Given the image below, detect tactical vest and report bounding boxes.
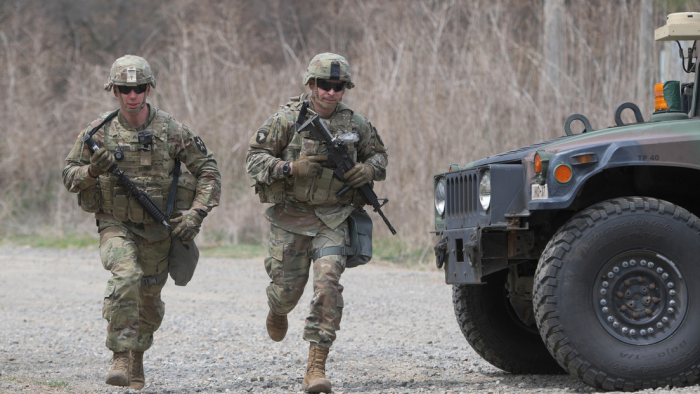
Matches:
[93,110,195,223]
[257,100,364,206]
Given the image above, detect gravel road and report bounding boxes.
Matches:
[1,246,699,394]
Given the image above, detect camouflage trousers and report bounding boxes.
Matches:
[99,223,170,353]
[265,221,349,348]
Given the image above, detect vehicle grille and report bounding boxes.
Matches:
[446,170,479,221]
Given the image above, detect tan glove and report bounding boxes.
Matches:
[344,162,375,188]
[88,147,115,177]
[291,155,327,178]
[171,210,205,242]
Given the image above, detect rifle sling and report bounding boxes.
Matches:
[166,159,181,218]
[295,101,309,132]
[87,109,120,139]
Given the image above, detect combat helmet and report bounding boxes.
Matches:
[303,53,355,89]
[104,55,156,92]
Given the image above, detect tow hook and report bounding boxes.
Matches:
[466,240,477,266]
[434,238,448,269]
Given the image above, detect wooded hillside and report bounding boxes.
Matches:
[0,0,695,260]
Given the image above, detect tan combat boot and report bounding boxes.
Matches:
[266,310,288,342]
[105,351,130,386]
[302,344,332,393]
[129,350,145,390]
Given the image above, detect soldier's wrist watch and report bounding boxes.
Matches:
[193,208,208,218]
[282,161,292,178]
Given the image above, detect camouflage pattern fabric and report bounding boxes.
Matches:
[99,222,169,352]
[104,54,156,91]
[247,92,388,348]
[265,221,349,348]
[63,105,221,352]
[302,53,355,89]
[63,105,221,220]
[246,94,387,231]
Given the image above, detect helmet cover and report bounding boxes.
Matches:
[104,55,156,91]
[303,53,354,89]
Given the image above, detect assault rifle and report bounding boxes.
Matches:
[81,109,173,232]
[295,105,397,235]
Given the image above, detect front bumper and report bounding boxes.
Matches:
[434,164,533,284]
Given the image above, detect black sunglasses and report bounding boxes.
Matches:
[117,84,148,94]
[316,79,346,92]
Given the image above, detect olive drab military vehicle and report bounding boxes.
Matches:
[432,12,700,391]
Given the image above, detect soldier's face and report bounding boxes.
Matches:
[310,79,344,110]
[113,85,150,111]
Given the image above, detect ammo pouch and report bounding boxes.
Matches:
[78,183,101,213]
[168,236,199,286]
[313,208,373,268]
[255,180,285,203]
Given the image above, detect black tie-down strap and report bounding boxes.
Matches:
[141,270,169,286]
[312,246,350,261]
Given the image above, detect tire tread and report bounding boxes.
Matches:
[533,197,700,391]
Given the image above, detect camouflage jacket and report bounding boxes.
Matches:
[63,106,221,239]
[246,94,388,235]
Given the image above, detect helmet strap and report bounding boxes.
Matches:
[117,88,148,114]
[311,79,338,111]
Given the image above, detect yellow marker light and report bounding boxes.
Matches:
[575,154,592,164]
[655,82,668,111]
[554,164,572,183]
[535,153,542,173]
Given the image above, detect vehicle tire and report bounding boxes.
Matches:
[453,269,564,374]
[534,197,700,391]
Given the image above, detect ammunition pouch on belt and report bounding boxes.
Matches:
[78,183,101,213]
[255,180,285,203]
[295,167,353,205]
[95,172,195,222]
[313,208,373,268]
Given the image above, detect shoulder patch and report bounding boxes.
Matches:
[256,129,269,144]
[194,136,208,154]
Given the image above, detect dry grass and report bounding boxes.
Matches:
[0,0,696,261]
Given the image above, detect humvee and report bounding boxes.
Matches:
[432,12,700,391]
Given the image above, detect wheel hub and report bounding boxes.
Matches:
[594,250,686,345]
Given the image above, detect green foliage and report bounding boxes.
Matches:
[0,235,97,249]
[36,380,69,387]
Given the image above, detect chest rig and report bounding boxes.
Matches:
[97,110,176,223]
[283,101,361,205]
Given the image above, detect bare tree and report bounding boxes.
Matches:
[636,0,653,104]
[539,0,564,105]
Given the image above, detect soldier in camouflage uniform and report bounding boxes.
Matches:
[246,53,388,393]
[62,55,221,389]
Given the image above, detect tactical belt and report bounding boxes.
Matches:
[141,270,169,286]
[312,246,350,261]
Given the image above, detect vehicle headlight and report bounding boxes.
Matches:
[435,178,446,216]
[479,170,491,211]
